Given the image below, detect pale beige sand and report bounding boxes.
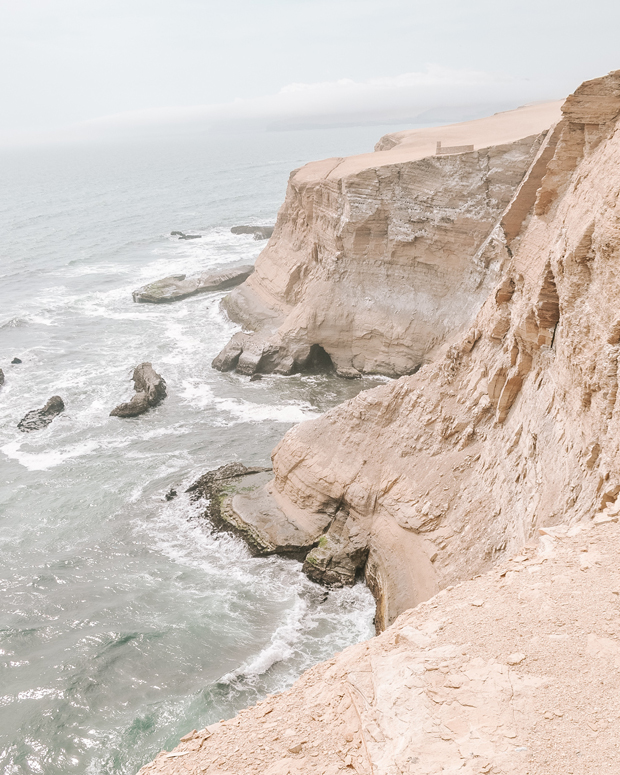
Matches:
[294,100,563,183]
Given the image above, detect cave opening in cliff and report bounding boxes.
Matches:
[307,344,335,373]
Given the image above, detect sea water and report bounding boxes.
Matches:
[0,125,408,774]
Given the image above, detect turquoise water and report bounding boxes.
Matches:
[0,125,406,774]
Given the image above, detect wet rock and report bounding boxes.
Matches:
[230,225,274,240]
[132,265,254,304]
[187,463,277,550]
[18,395,64,432]
[170,231,201,240]
[11,357,22,364]
[110,363,167,418]
[165,488,178,501]
[0,368,4,386]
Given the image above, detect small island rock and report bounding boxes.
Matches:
[110,363,167,418]
[18,396,65,432]
[132,265,254,304]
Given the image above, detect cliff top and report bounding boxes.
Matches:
[293,100,563,183]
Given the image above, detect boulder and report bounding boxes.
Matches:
[132,265,254,304]
[0,368,4,386]
[18,396,64,432]
[11,357,22,364]
[110,363,166,418]
[230,225,274,240]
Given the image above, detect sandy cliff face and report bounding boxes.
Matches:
[213,104,560,378]
[228,71,620,632]
[140,519,620,775]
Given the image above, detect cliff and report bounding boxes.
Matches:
[213,102,561,378]
[214,71,620,633]
[141,72,620,774]
[140,518,620,775]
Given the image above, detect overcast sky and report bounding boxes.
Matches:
[1,0,619,144]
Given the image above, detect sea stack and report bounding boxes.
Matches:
[110,363,167,418]
[18,396,65,432]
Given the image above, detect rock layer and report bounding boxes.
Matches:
[110,363,167,417]
[213,102,562,378]
[132,265,254,304]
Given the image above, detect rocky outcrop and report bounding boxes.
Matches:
[187,462,279,548]
[110,363,167,417]
[132,265,254,304]
[220,71,620,631]
[140,518,620,775]
[18,396,64,431]
[171,231,201,240]
[231,225,274,240]
[213,102,562,378]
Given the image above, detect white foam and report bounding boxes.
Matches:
[1,439,100,471]
[219,594,308,683]
[181,381,320,423]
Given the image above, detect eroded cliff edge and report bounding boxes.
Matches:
[213,102,562,378]
[222,71,620,632]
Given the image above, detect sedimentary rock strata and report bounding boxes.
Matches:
[132,265,254,303]
[17,395,65,431]
[225,71,620,632]
[110,362,167,417]
[213,102,561,378]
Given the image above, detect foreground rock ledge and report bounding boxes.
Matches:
[139,518,620,775]
[132,265,254,304]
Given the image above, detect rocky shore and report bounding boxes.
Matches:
[142,71,620,774]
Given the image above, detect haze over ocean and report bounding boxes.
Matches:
[0,125,415,774]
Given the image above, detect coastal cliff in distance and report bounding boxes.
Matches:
[142,71,620,774]
[213,101,562,378]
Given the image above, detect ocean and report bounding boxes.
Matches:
[0,124,408,774]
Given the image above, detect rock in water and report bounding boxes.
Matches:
[170,231,201,239]
[18,396,65,432]
[230,225,274,240]
[0,368,4,386]
[110,363,167,418]
[11,357,22,364]
[132,265,254,304]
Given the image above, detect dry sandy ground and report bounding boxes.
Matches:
[293,101,563,183]
[139,511,620,775]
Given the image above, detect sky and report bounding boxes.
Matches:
[1,0,619,144]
